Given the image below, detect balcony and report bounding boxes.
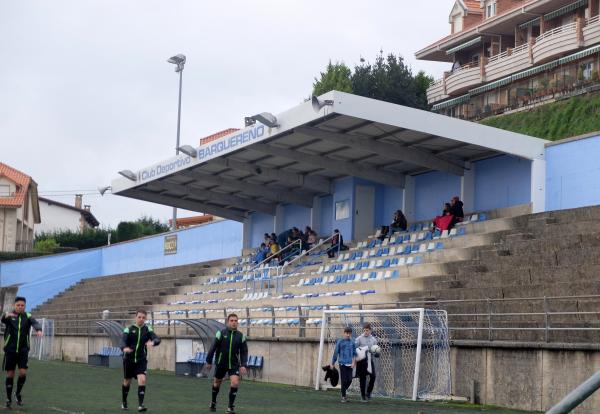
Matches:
[484,43,532,83]
[445,63,481,95]
[426,78,449,104]
[533,21,581,63]
[583,15,600,46]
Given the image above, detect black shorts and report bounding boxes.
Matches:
[3,351,28,371]
[123,359,147,379]
[214,365,241,380]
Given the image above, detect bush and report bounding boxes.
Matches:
[34,238,60,253]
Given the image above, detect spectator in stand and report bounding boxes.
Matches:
[254,243,269,264]
[327,229,348,258]
[266,238,280,264]
[307,230,318,249]
[263,233,270,245]
[449,196,464,222]
[432,203,454,232]
[277,229,292,249]
[390,210,408,233]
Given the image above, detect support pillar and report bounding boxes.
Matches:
[273,204,285,234]
[402,176,415,223]
[310,196,321,233]
[461,162,475,213]
[531,158,546,213]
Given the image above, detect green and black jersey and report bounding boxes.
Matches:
[120,324,160,363]
[1,312,42,353]
[206,329,248,369]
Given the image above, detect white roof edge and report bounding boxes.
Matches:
[330,91,548,160]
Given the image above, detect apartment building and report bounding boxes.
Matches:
[417,0,600,119]
[0,163,40,252]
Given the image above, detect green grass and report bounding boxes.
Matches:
[481,94,600,140]
[0,359,540,414]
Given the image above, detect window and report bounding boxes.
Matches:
[0,184,9,197]
[485,1,496,18]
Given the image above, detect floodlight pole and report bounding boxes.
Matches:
[171,57,184,231]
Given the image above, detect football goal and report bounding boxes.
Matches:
[315,308,451,401]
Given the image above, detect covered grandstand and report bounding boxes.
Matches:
[111,91,547,246]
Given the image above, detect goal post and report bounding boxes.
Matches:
[315,308,451,401]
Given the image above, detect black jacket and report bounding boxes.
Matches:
[1,312,42,353]
[206,329,248,369]
[120,324,160,363]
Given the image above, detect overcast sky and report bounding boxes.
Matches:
[0,1,451,228]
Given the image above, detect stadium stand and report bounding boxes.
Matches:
[32,204,600,345]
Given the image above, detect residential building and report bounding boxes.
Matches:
[0,162,40,252]
[36,195,100,235]
[417,0,600,120]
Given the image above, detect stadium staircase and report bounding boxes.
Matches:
[32,204,600,344]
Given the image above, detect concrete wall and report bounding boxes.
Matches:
[414,171,462,221]
[51,335,600,413]
[0,219,242,308]
[546,133,600,211]
[282,204,311,233]
[249,212,274,248]
[474,155,531,212]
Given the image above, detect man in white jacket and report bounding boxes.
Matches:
[355,323,378,402]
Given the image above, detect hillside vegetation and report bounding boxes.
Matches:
[481,94,600,140]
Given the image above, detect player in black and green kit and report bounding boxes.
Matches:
[1,296,43,408]
[206,313,248,414]
[119,309,161,412]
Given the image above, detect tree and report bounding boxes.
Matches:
[312,61,353,96]
[352,51,428,110]
[415,70,435,110]
[310,51,434,110]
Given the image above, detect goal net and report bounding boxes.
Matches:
[29,318,54,361]
[315,308,451,401]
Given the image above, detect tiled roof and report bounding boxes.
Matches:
[199,128,240,146]
[0,162,32,207]
[170,215,215,228]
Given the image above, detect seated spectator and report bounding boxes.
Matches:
[266,239,280,264]
[254,243,269,264]
[432,204,454,232]
[263,233,270,245]
[277,229,292,249]
[449,196,464,222]
[327,229,348,258]
[390,209,408,233]
[307,230,318,248]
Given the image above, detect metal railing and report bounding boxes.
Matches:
[44,294,600,342]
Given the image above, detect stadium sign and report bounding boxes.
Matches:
[135,125,266,185]
[164,234,177,255]
[197,125,265,161]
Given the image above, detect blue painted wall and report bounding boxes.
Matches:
[474,155,531,212]
[0,220,243,309]
[319,195,333,237]
[249,213,274,247]
[414,171,462,221]
[380,185,403,227]
[282,204,312,232]
[332,177,355,240]
[546,135,600,211]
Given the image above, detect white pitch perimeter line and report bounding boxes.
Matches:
[49,407,84,414]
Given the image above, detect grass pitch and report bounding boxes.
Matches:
[1,359,539,414]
